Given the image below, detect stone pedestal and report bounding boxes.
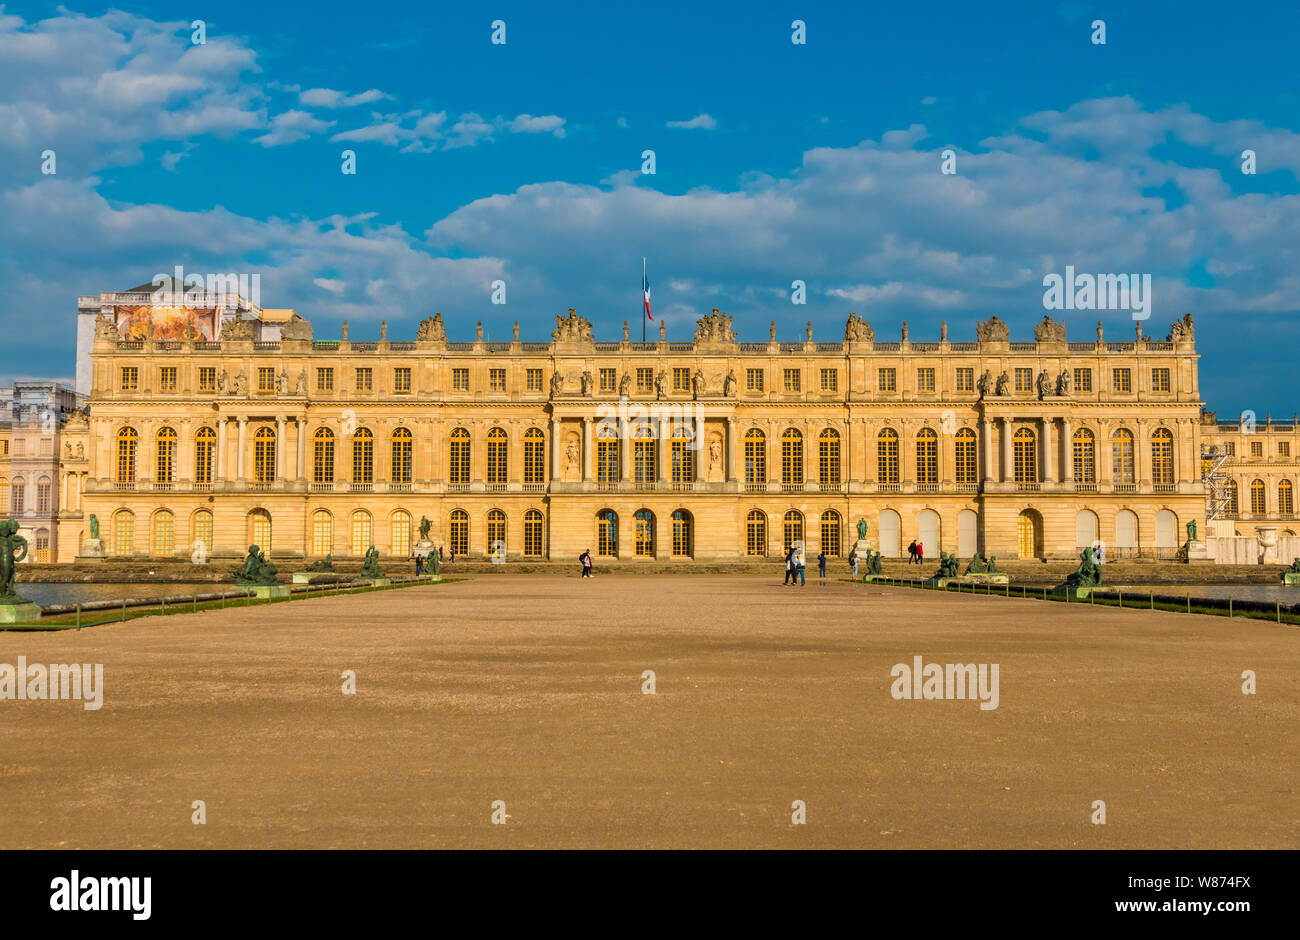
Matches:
[0,601,42,623]
[957,573,1010,586]
[1256,526,1279,564]
[360,578,391,587]
[291,572,314,584]
[852,539,870,557]
[1282,572,1300,586]
[81,539,105,560]
[1185,540,1213,564]
[252,584,290,599]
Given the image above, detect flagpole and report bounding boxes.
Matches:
[642,257,646,343]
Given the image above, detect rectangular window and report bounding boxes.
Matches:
[820,369,838,392]
[316,368,334,392]
[783,369,801,393]
[120,367,138,391]
[878,368,896,392]
[258,367,275,392]
[1251,440,1263,457]
[159,367,177,392]
[636,368,653,392]
[599,368,616,392]
[526,368,543,392]
[37,481,50,514]
[917,368,935,392]
[1073,368,1092,392]
[956,368,974,392]
[452,368,469,391]
[1152,368,1170,392]
[1280,442,1291,458]
[394,367,412,393]
[1223,442,1235,456]
[673,367,690,391]
[355,367,373,391]
[746,368,764,392]
[1113,368,1132,393]
[199,367,216,392]
[489,368,505,392]
[1014,368,1032,393]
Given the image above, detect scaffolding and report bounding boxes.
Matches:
[1202,445,1232,521]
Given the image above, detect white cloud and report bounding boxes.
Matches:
[667,113,717,130]
[508,114,566,138]
[299,87,388,109]
[255,109,335,147]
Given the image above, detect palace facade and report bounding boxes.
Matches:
[47,305,1240,564]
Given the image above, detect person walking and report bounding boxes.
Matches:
[817,550,827,583]
[849,548,859,579]
[414,553,424,577]
[794,543,807,586]
[784,547,794,584]
[916,540,924,566]
[907,539,918,565]
[580,549,593,578]
[438,545,444,562]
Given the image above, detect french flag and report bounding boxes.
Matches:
[642,257,653,321]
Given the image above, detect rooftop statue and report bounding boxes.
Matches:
[416,313,446,342]
[976,315,1010,344]
[844,312,874,342]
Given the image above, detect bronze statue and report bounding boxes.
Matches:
[89,513,100,541]
[856,518,868,542]
[232,544,278,585]
[965,554,987,575]
[0,520,30,600]
[360,545,384,579]
[1066,546,1103,588]
[304,554,334,572]
[933,552,960,580]
[1186,520,1198,542]
[419,516,432,541]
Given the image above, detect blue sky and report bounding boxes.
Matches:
[1,0,1299,416]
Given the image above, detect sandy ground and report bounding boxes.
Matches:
[0,575,1295,849]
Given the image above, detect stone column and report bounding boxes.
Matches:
[235,418,247,483]
[550,418,560,480]
[1001,417,1013,482]
[296,418,307,481]
[658,416,670,483]
[276,416,286,482]
[623,423,633,482]
[726,417,737,483]
[1062,419,1074,483]
[981,418,994,482]
[1041,417,1053,484]
[583,417,593,482]
[216,418,227,482]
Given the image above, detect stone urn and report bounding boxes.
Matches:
[1256,526,1279,565]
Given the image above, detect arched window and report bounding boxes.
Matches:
[1151,428,1174,485]
[314,428,335,484]
[192,510,213,555]
[391,428,413,484]
[633,426,657,488]
[1251,479,1266,515]
[523,509,544,557]
[744,429,766,488]
[448,428,470,485]
[1013,427,1037,483]
[596,510,618,557]
[634,509,655,556]
[820,509,842,556]
[11,477,23,514]
[486,509,506,556]
[156,427,177,483]
[818,429,841,485]
[671,510,693,557]
[783,510,804,554]
[781,428,803,486]
[248,509,272,553]
[116,427,138,484]
[391,509,412,556]
[351,510,373,556]
[254,427,276,484]
[152,510,174,556]
[36,477,50,514]
[877,428,899,484]
[1280,479,1294,515]
[195,427,216,484]
[524,428,546,485]
[596,425,620,483]
[746,509,767,556]
[671,426,696,486]
[449,509,469,556]
[33,528,49,563]
[112,509,134,555]
[954,428,977,485]
[0,479,7,514]
[1111,429,1135,484]
[353,428,374,484]
[311,510,332,557]
[915,428,938,485]
[1072,428,1096,484]
[1224,479,1239,514]
[486,428,508,485]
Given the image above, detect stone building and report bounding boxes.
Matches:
[0,381,84,563]
[51,307,1223,564]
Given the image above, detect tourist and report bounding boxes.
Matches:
[783,548,794,584]
[849,548,859,578]
[414,554,424,577]
[794,543,807,586]
[916,541,924,566]
[448,547,455,565]
[907,539,918,564]
[580,549,593,578]
[438,545,444,562]
[817,550,827,583]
